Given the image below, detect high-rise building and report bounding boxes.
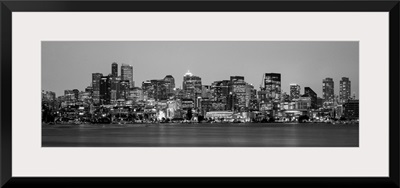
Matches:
[142,80,153,100]
[211,80,230,105]
[140,79,168,101]
[323,77,334,102]
[230,76,247,111]
[182,70,202,99]
[339,77,351,103]
[121,64,134,88]
[245,83,256,109]
[99,76,111,104]
[92,73,103,104]
[119,80,130,100]
[111,62,118,77]
[289,84,301,100]
[110,76,121,102]
[263,73,281,101]
[151,79,167,101]
[164,75,175,96]
[304,87,317,109]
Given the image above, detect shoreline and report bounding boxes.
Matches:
[42,122,359,128]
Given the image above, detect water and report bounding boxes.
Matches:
[42,123,359,147]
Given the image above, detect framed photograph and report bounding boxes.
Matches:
[1,0,399,187]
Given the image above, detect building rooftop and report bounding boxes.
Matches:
[183,70,193,77]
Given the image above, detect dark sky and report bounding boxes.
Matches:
[42,41,359,98]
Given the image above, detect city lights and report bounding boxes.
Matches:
[42,62,359,125]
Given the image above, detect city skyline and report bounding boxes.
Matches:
[42,41,359,97]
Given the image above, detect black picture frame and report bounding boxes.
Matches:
[1,0,399,187]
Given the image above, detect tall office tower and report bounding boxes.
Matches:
[119,80,130,100]
[121,64,134,88]
[151,79,168,101]
[99,75,111,104]
[289,84,301,100]
[182,70,202,99]
[264,73,281,101]
[339,77,351,103]
[246,84,257,109]
[322,77,335,102]
[111,62,118,77]
[92,73,103,104]
[211,80,231,108]
[110,76,121,102]
[139,79,167,101]
[164,75,175,96]
[230,76,247,110]
[304,87,317,109]
[141,80,153,100]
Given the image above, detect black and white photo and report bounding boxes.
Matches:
[42,41,359,147]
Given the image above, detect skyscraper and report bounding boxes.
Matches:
[230,76,247,110]
[110,76,121,102]
[119,80,130,100]
[151,79,168,101]
[182,70,202,99]
[111,62,118,77]
[164,75,175,96]
[211,80,230,109]
[323,77,334,102]
[121,64,134,88]
[289,83,301,100]
[140,79,167,101]
[246,84,257,109]
[304,87,317,109]
[264,73,281,101]
[339,77,351,103]
[92,73,103,104]
[99,75,111,104]
[141,80,153,100]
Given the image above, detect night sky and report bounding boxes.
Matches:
[42,41,359,98]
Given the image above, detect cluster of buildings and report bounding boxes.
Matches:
[42,62,359,123]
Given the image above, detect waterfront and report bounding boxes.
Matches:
[42,123,358,147]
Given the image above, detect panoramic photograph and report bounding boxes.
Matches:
[41,41,359,147]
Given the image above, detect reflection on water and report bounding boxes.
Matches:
[42,123,359,147]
